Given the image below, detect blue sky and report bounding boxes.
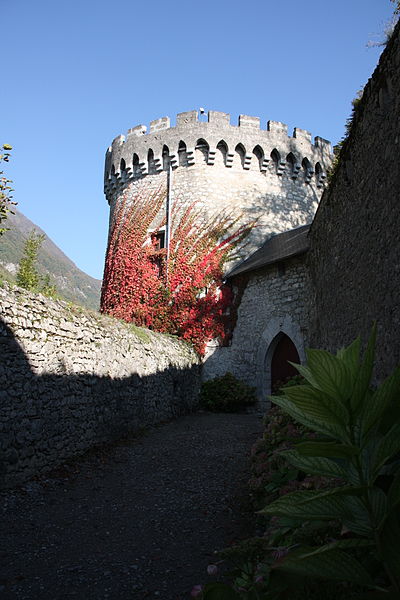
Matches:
[3,0,395,279]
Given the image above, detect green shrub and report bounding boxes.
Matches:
[200,372,257,413]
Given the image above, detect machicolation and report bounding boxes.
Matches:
[104,110,332,259]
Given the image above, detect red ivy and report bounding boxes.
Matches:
[100,183,254,355]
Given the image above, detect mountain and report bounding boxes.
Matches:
[0,210,102,310]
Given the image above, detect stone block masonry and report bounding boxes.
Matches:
[0,283,200,489]
[308,20,400,382]
[203,255,310,409]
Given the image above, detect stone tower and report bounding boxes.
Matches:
[103,109,332,262]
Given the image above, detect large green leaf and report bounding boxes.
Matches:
[316,538,374,551]
[271,395,345,441]
[203,583,241,599]
[388,470,400,509]
[285,377,350,425]
[341,495,374,536]
[371,424,400,476]
[357,591,400,599]
[290,362,319,388]
[260,487,359,521]
[274,545,374,586]
[379,511,400,590]
[281,449,348,479]
[368,487,388,530]
[295,441,359,459]
[337,336,361,380]
[349,324,376,412]
[361,366,400,439]
[306,348,353,404]
[274,386,349,442]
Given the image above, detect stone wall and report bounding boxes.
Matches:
[203,255,310,410]
[0,284,200,489]
[308,21,400,381]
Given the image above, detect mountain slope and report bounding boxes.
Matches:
[0,210,102,310]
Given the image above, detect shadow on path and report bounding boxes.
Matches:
[1,411,262,600]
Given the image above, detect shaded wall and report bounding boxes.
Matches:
[203,255,310,410]
[308,22,400,380]
[0,284,200,488]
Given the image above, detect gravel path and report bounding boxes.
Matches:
[1,412,262,600]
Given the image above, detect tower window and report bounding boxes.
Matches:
[151,231,166,250]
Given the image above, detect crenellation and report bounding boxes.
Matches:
[267,120,288,135]
[238,115,260,129]
[208,110,230,126]
[128,124,147,136]
[103,108,332,259]
[104,111,331,193]
[293,127,312,143]
[112,134,125,149]
[314,136,332,154]
[150,117,170,133]
[176,110,198,126]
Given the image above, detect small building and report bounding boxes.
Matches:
[203,225,311,411]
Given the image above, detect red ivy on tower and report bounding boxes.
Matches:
[100,183,254,355]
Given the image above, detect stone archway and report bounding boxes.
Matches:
[270,333,300,393]
[256,315,306,411]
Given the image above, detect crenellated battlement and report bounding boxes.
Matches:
[104,109,332,200]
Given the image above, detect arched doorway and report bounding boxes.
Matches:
[256,316,306,410]
[270,333,300,393]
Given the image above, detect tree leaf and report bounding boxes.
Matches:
[281,449,348,479]
[274,545,374,586]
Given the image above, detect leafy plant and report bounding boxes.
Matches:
[259,325,400,596]
[200,372,257,413]
[0,144,16,235]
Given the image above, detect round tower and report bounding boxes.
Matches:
[104,109,332,261]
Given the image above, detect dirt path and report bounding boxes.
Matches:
[1,412,262,600]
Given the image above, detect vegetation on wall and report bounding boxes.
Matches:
[101,184,254,354]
